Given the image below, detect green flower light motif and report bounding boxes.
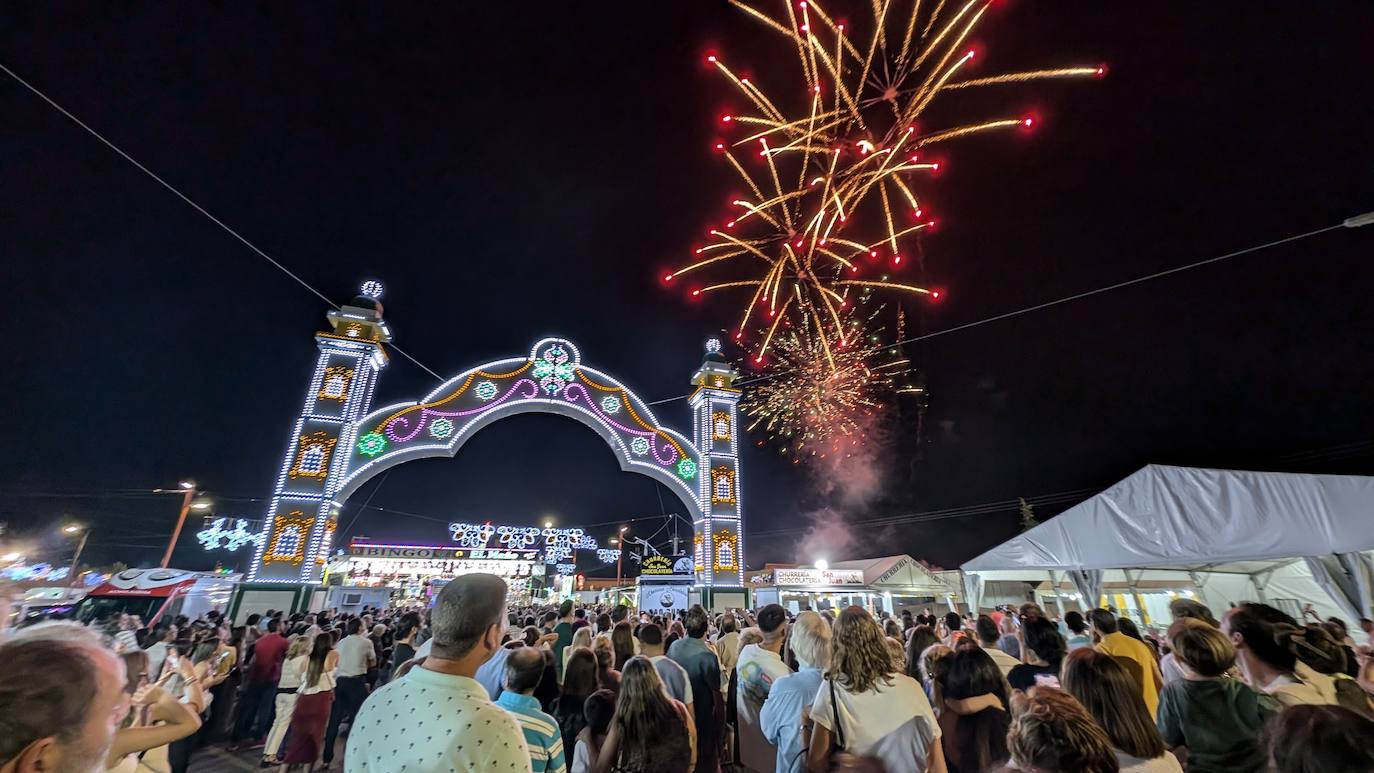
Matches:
[630,437,650,456]
[358,432,387,457]
[475,381,499,401]
[533,345,576,395]
[677,458,698,479]
[430,418,455,439]
[600,396,622,414]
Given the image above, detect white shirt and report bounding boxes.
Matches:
[279,654,308,690]
[811,673,941,773]
[571,739,592,773]
[295,658,337,695]
[345,666,533,772]
[336,633,375,677]
[145,641,172,681]
[736,643,792,772]
[1115,750,1184,773]
[981,642,1021,678]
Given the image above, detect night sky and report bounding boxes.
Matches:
[4,3,1373,577]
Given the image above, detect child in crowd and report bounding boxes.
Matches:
[1155,618,1272,773]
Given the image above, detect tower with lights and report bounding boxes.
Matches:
[688,337,744,589]
[246,281,392,584]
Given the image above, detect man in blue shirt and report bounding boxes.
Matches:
[759,611,831,773]
[497,647,567,773]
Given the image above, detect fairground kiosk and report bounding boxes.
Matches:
[636,555,696,615]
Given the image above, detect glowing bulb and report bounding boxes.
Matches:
[691,289,701,296]
[869,250,878,258]
[714,142,725,151]
[707,55,717,63]
[931,290,942,300]
[1023,117,1034,127]
[932,162,940,171]
[721,114,732,123]
[726,221,736,228]
[966,49,976,59]
[1096,64,1108,77]
[893,255,903,265]
[663,273,674,282]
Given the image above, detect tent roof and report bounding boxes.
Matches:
[962,465,1374,572]
[832,555,953,590]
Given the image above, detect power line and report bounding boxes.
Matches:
[647,216,1367,405]
[747,488,1097,539]
[0,61,443,381]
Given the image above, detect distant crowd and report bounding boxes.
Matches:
[3,577,1374,772]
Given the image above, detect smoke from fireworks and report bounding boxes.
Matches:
[669,0,1103,365]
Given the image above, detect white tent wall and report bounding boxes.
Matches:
[970,564,1363,640]
[961,466,1374,641]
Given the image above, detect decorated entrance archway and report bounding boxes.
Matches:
[247,283,745,589]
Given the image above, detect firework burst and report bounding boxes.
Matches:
[741,302,920,456]
[669,0,1103,363]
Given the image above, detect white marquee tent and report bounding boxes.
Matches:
[961,465,1374,637]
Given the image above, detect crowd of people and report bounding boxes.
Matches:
[3,576,1374,773]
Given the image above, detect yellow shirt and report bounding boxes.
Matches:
[1096,631,1163,717]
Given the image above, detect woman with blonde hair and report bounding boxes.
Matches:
[806,605,946,773]
[262,634,314,767]
[564,626,593,674]
[593,656,695,772]
[761,610,831,773]
[920,643,953,709]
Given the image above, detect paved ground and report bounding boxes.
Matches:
[189,737,348,773]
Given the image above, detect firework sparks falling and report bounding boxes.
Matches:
[740,304,921,457]
[669,0,1103,362]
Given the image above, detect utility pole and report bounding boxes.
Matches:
[63,525,89,580]
[160,481,210,568]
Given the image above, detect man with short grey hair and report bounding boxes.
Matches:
[345,574,531,772]
[0,622,130,773]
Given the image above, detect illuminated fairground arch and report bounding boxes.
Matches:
[246,283,745,590]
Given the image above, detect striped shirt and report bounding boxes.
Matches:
[497,691,567,773]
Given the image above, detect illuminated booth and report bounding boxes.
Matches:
[322,521,622,607]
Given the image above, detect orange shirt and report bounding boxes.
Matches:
[1096,631,1163,717]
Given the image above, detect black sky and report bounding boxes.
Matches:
[3,2,1373,576]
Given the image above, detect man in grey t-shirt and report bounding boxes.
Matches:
[637,623,693,707]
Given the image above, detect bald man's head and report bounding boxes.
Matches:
[504,646,546,694]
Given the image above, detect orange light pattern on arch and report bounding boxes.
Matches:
[374,362,532,433]
[576,368,690,460]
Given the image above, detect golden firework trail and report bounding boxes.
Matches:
[667,0,1103,362]
[740,303,918,456]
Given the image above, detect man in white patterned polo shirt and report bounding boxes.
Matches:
[345,573,532,772]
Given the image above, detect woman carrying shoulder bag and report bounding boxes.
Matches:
[805,606,947,773]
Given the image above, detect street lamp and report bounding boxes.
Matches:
[154,482,212,568]
[815,559,829,571]
[615,527,629,587]
[63,524,89,580]
[544,520,553,529]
